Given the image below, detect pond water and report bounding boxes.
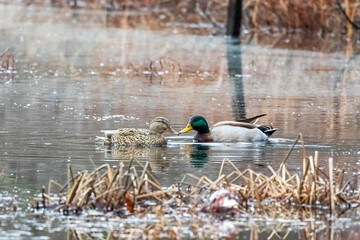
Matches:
[1,4,360,239]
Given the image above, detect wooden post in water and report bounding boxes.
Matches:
[226,0,242,37]
[227,0,245,119]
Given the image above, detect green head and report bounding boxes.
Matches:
[180,116,210,134]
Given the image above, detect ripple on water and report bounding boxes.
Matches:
[0,3,360,238]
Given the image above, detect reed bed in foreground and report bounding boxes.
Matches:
[34,134,360,220]
[32,134,360,238]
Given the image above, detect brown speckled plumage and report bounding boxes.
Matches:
[97,117,177,146]
[109,128,166,146]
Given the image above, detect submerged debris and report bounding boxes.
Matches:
[33,134,360,237]
[204,188,243,214]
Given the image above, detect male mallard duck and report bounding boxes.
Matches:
[179,114,276,142]
[97,117,178,146]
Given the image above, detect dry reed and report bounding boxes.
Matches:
[34,134,360,219]
[31,134,360,239]
[243,0,360,37]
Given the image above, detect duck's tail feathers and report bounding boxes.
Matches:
[237,114,267,124]
[96,136,111,144]
[257,125,277,137]
[97,130,117,144]
[264,128,277,137]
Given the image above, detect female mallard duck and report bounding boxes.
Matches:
[97,117,178,146]
[179,114,276,142]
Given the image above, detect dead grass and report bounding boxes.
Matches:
[31,134,360,238]
[34,134,360,225]
[243,0,360,38]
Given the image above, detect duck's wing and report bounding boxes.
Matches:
[210,120,277,142]
[115,128,149,136]
[211,121,269,142]
[100,128,148,136]
[97,129,149,144]
[210,121,258,130]
[236,114,267,124]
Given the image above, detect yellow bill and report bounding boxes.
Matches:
[179,123,193,134]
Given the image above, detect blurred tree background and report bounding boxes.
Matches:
[0,0,359,52]
[3,0,358,37]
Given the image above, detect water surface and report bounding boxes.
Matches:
[0,4,360,239]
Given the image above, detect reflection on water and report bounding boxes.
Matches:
[181,144,210,168]
[1,210,358,239]
[0,4,360,238]
[64,223,360,240]
[98,144,171,173]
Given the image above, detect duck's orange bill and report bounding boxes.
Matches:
[179,123,193,134]
[166,126,179,135]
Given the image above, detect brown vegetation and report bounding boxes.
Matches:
[0,48,15,82]
[243,0,360,39]
[33,134,360,238]
[2,0,359,38]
